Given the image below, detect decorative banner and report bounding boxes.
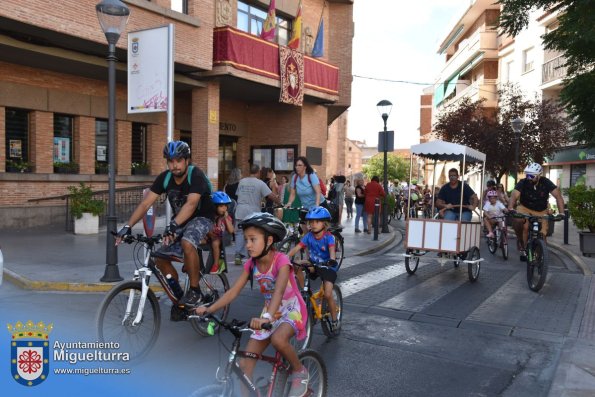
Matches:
[127,25,172,113]
[279,46,304,106]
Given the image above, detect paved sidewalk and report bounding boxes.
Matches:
[0,211,397,292]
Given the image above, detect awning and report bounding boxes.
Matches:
[544,145,595,165]
[444,72,460,99]
[411,140,486,163]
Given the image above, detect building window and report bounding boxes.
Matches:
[95,119,108,173]
[251,145,297,172]
[171,0,188,14]
[237,1,291,46]
[53,114,74,164]
[522,47,534,73]
[505,60,514,83]
[131,123,148,164]
[570,164,586,186]
[5,108,29,169]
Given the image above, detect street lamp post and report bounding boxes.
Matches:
[377,100,392,234]
[96,0,129,282]
[511,117,525,186]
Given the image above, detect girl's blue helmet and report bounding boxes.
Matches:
[212,191,232,205]
[163,141,190,160]
[305,206,331,221]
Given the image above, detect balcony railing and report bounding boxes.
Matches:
[542,56,567,84]
[213,26,339,96]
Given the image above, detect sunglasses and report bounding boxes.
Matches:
[526,174,538,180]
[448,175,458,179]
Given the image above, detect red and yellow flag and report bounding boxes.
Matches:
[260,0,276,42]
[287,0,302,50]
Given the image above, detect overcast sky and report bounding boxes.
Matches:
[348,0,471,148]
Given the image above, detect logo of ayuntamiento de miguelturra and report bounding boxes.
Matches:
[7,320,53,386]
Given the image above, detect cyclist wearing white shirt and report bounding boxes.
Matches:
[483,190,507,238]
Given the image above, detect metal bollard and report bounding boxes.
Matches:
[564,208,569,245]
[373,198,380,241]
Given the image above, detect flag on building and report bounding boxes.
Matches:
[260,0,276,42]
[311,19,324,57]
[287,0,302,50]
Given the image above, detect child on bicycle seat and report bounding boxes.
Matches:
[287,206,340,329]
[483,190,507,238]
[195,212,309,397]
[208,191,234,273]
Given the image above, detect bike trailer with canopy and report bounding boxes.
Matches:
[403,140,486,282]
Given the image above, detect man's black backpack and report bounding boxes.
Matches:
[327,184,337,201]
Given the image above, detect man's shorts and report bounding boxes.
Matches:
[517,205,549,236]
[158,217,214,258]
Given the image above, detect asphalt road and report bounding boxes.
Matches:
[1,222,584,397]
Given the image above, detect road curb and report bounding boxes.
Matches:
[549,242,592,276]
[354,228,401,256]
[3,267,167,293]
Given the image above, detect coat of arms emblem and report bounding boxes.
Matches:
[8,320,53,386]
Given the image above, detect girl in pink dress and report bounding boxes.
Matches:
[195,212,309,397]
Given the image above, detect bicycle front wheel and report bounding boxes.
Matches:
[405,250,419,274]
[299,349,328,397]
[501,231,509,260]
[321,285,343,338]
[396,205,403,220]
[467,247,481,282]
[527,238,548,292]
[487,235,497,254]
[190,273,230,336]
[96,281,161,360]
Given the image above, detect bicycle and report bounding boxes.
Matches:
[187,315,328,397]
[485,215,508,260]
[277,207,345,269]
[510,212,563,292]
[291,260,343,350]
[96,233,230,360]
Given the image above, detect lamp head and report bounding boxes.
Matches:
[96,0,130,44]
[376,99,393,121]
[511,117,525,135]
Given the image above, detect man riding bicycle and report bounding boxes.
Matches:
[508,163,565,261]
[115,141,215,308]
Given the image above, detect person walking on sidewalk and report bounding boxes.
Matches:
[234,164,280,265]
[354,177,367,233]
[508,162,566,261]
[332,173,346,225]
[115,141,215,308]
[364,176,385,234]
[344,180,355,219]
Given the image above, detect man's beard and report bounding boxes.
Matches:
[171,165,187,177]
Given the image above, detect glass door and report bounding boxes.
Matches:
[219,136,238,189]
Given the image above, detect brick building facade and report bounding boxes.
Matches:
[0,0,354,227]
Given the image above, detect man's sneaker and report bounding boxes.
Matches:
[288,366,309,397]
[487,232,494,238]
[178,289,202,308]
[331,320,340,332]
[520,249,527,262]
[355,228,362,233]
[234,254,243,266]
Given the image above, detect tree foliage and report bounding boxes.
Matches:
[498,0,595,146]
[363,153,410,183]
[434,84,568,182]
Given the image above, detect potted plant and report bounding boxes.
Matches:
[131,162,150,175]
[68,182,104,235]
[566,184,595,257]
[6,159,32,173]
[95,161,108,174]
[54,161,79,174]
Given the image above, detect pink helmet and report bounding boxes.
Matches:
[487,190,498,198]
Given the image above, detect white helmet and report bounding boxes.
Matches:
[524,163,543,175]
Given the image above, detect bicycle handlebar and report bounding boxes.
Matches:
[111,232,163,245]
[292,260,336,270]
[191,314,273,332]
[508,212,564,221]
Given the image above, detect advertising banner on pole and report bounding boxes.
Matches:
[127,25,172,113]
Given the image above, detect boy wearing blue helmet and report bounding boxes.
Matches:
[209,191,234,273]
[288,206,339,329]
